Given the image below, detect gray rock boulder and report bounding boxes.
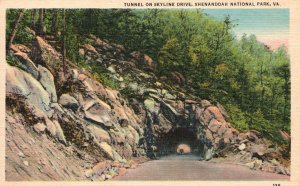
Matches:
[37,65,57,102]
[44,118,67,145]
[160,101,180,124]
[6,65,50,112]
[250,144,267,157]
[144,98,156,113]
[201,100,211,108]
[208,119,222,133]
[238,143,246,151]
[53,120,67,145]
[91,161,111,177]
[33,122,46,133]
[32,36,62,75]
[58,94,79,111]
[107,66,116,74]
[205,148,214,161]
[83,100,114,128]
[99,142,126,163]
[87,125,111,143]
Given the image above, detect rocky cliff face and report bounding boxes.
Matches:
[5,33,290,181]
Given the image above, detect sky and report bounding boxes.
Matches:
[203,9,289,50]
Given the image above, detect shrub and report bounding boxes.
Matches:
[225,103,249,132]
[6,52,27,71]
[249,109,286,144]
[76,59,119,89]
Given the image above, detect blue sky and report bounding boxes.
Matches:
[203,9,289,42]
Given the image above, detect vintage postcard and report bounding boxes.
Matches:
[0,0,299,186]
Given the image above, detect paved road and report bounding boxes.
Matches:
[114,154,289,181]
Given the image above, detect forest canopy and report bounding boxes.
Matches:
[6,9,290,144]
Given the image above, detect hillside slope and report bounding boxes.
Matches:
[5,32,290,181]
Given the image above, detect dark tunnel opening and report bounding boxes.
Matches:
[156,127,199,157]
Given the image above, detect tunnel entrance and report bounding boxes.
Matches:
[177,144,191,154]
[156,127,199,157]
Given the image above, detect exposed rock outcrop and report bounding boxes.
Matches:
[6,65,50,112]
[37,65,57,102]
[58,94,79,111]
[5,33,290,181]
